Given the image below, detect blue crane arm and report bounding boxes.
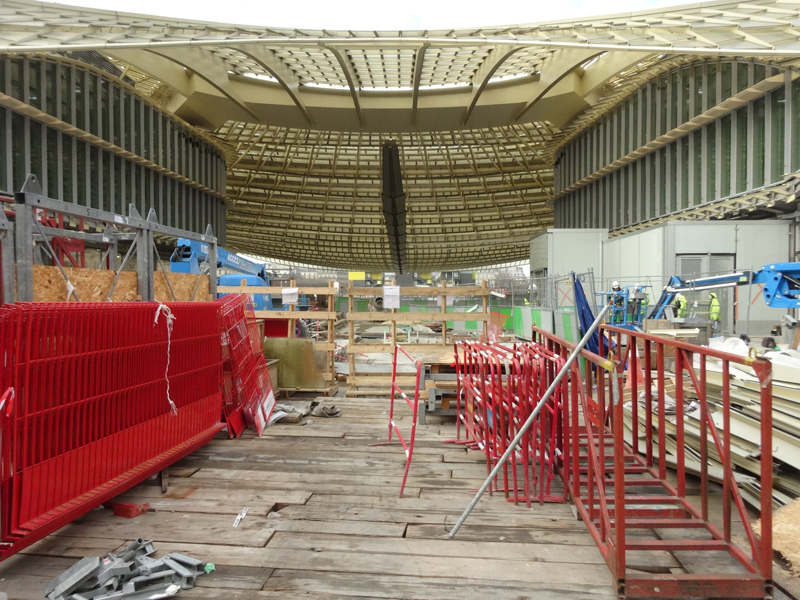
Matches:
[170,238,267,278]
[647,262,800,318]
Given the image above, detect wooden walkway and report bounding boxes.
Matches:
[1,393,756,600]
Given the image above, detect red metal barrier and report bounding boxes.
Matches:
[531,324,773,599]
[217,294,276,437]
[370,344,421,497]
[452,341,566,506]
[0,302,224,561]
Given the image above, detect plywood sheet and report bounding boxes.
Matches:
[32,265,209,302]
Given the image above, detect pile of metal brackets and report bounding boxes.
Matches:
[43,539,207,600]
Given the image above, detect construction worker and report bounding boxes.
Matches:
[709,292,721,331]
[673,292,688,318]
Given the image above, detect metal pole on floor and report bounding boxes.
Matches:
[448,301,612,539]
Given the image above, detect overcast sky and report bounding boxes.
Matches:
[60,0,696,30]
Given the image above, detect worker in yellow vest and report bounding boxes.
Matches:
[709,292,721,332]
[673,293,688,318]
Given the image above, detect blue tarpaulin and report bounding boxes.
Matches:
[573,274,600,356]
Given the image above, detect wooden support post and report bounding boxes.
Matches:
[481,280,488,342]
[288,278,296,338]
[441,279,448,346]
[348,281,355,390]
[328,280,336,382]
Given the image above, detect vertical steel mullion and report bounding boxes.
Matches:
[746,65,754,191]
[715,68,723,200]
[765,88,773,185]
[784,69,792,176]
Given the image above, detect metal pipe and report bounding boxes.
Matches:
[448,301,611,539]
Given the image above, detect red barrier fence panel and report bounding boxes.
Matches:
[370,344,421,497]
[217,294,276,437]
[531,324,773,599]
[0,301,224,561]
[451,341,566,506]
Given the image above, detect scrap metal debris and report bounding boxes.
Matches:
[43,539,208,600]
[232,507,248,527]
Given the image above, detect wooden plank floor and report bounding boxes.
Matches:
[0,392,623,599]
[8,392,795,599]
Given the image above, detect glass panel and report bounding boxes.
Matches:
[45,62,57,116]
[47,127,57,199]
[76,140,87,205]
[143,106,151,161]
[9,60,22,101]
[114,156,122,212]
[735,108,747,193]
[720,114,731,198]
[28,60,41,109]
[694,64,703,116]
[670,70,678,129]
[11,112,24,192]
[753,96,765,187]
[706,63,717,108]
[63,136,73,202]
[29,119,42,180]
[123,91,131,151]
[74,70,84,131]
[659,75,668,135]
[0,109,6,192]
[771,87,786,182]
[88,74,97,135]
[681,67,691,123]
[133,98,141,156]
[680,136,689,209]
[754,63,766,84]
[706,121,716,201]
[113,87,121,146]
[102,150,110,210]
[101,80,110,140]
[89,145,99,209]
[721,62,732,100]
[737,63,749,93]
[60,65,72,124]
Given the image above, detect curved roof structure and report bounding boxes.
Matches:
[1,0,799,269]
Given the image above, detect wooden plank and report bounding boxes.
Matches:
[275,503,576,526]
[218,286,341,295]
[347,343,454,354]
[347,312,489,322]
[195,565,274,590]
[117,485,312,505]
[54,510,275,547]
[262,569,616,600]
[126,541,615,586]
[346,376,417,385]
[267,531,607,564]
[254,310,337,319]
[348,285,490,297]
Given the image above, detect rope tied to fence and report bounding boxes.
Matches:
[154,302,177,416]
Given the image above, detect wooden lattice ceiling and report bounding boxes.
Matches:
[216,123,555,270]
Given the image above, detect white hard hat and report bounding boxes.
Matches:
[612,281,620,288]
[531,284,537,291]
